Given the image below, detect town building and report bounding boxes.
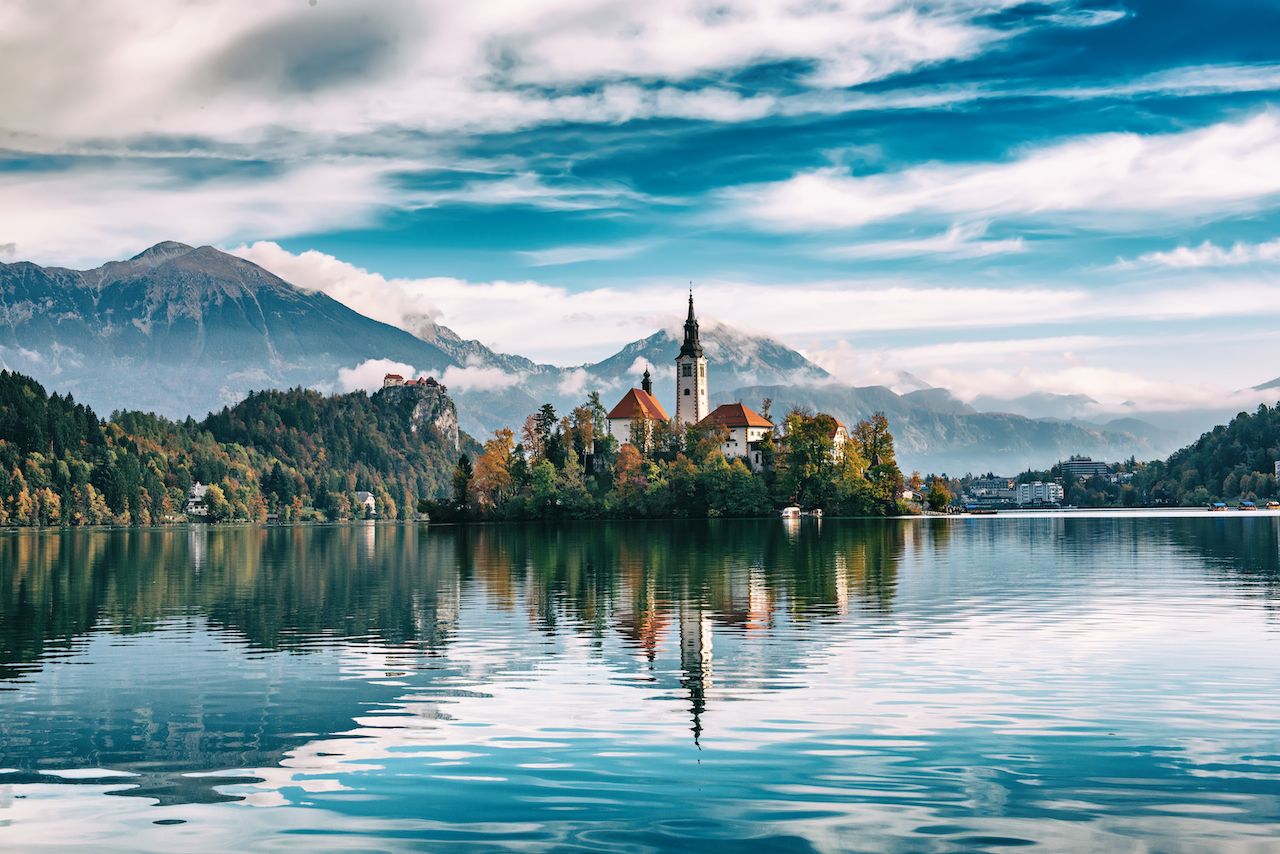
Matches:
[354,491,376,516]
[185,482,209,517]
[700,402,773,471]
[604,293,775,468]
[605,370,669,443]
[382,373,405,388]
[967,476,1017,506]
[1018,481,1064,505]
[829,418,849,460]
[1061,455,1109,480]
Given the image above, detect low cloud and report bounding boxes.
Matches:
[557,368,590,397]
[238,240,1280,352]
[440,360,523,392]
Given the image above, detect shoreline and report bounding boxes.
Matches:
[4,506,1280,534]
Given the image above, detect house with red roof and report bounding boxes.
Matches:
[698,402,774,471]
[606,369,669,444]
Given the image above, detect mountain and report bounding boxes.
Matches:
[0,242,1194,472]
[969,391,1101,421]
[0,242,459,417]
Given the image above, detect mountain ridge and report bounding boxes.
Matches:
[0,242,1200,472]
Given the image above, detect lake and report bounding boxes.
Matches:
[2,516,1279,852]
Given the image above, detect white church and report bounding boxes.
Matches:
[605,294,775,471]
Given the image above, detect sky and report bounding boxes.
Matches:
[3,0,1280,414]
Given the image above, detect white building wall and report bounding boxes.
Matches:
[1018,481,1064,504]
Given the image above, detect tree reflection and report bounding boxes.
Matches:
[0,519,910,801]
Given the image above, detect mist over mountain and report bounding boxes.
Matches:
[1,243,1204,473]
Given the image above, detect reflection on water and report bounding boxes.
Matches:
[1,517,1279,851]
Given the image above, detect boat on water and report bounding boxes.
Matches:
[1267,500,1280,509]
[964,504,998,515]
[1209,502,1228,512]
[780,505,802,519]
[1239,501,1258,511]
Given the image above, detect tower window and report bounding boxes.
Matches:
[684,388,690,396]
[682,364,692,377]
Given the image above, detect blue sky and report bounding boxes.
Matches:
[3,0,1280,412]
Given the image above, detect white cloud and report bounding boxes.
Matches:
[1121,237,1280,269]
[237,241,1280,360]
[234,241,1280,412]
[557,368,591,397]
[337,359,418,393]
[626,357,656,377]
[0,159,409,268]
[440,360,523,392]
[825,221,1025,259]
[731,111,1280,232]
[1042,8,1130,28]
[0,0,1057,150]
[521,240,653,267]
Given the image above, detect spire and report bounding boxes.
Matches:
[641,368,653,395]
[679,288,703,358]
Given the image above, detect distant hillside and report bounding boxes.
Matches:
[1136,402,1280,505]
[0,369,468,526]
[718,383,1173,474]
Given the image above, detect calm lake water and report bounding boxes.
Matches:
[2,516,1279,852]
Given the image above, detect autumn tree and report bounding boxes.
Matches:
[470,429,515,512]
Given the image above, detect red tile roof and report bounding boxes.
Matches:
[607,388,669,422]
[384,373,404,380]
[699,402,773,429]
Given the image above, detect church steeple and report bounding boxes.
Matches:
[641,368,653,395]
[679,290,703,358]
[674,289,709,426]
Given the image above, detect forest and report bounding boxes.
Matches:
[430,395,907,521]
[0,369,905,526]
[0,370,463,525]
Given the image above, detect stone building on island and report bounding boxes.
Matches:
[606,293,774,471]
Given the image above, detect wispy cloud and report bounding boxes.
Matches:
[520,240,654,267]
[1119,237,1280,269]
[824,222,1025,259]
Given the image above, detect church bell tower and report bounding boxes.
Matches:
[675,291,708,426]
